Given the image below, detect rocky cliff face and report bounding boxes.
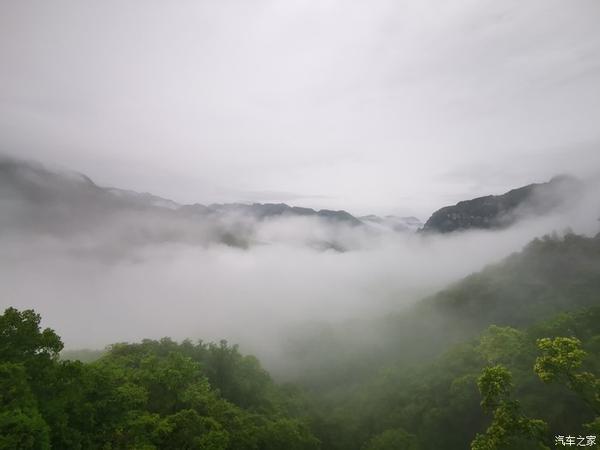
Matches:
[422,175,583,233]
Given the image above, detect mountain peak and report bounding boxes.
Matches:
[422,176,584,233]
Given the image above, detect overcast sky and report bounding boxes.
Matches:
[1,0,599,217]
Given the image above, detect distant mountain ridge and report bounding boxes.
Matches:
[3,156,585,237]
[0,157,419,239]
[422,175,584,233]
[181,202,363,226]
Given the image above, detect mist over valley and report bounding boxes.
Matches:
[2,156,598,368]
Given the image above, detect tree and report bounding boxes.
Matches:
[535,337,600,434]
[477,326,526,366]
[535,337,599,414]
[0,307,63,366]
[362,428,418,450]
[161,409,229,450]
[471,365,548,450]
[0,308,64,449]
[0,363,50,450]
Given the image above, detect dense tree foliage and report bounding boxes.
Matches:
[0,309,318,449]
[297,308,600,449]
[470,365,548,449]
[1,233,599,449]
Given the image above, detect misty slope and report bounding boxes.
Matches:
[0,157,180,213]
[422,175,584,233]
[422,232,600,326]
[0,157,190,236]
[280,233,600,449]
[283,232,600,387]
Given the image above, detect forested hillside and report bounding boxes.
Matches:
[1,233,599,449]
[280,232,600,388]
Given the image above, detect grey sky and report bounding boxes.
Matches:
[1,0,600,217]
